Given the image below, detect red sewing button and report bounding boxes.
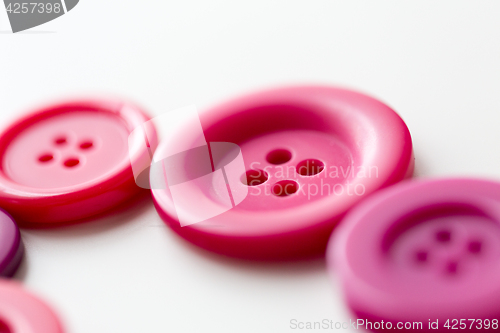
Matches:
[328,178,500,331]
[152,86,414,260]
[0,100,151,224]
[0,209,22,277]
[0,280,64,333]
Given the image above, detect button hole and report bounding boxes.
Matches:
[241,169,269,186]
[266,149,292,165]
[79,141,93,150]
[296,159,325,176]
[436,230,451,243]
[272,180,299,197]
[414,250,428,263]
[38,154,54,163]
[468,240,482,254]
[54,136,67,145]
[64,158,80,168]
[0,319,12,333]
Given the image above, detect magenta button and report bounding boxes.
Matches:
[152,86,414,260]
[0,280,64,333]
[0,100,152,225]
[328,178,500,332]
[0,209,22,277]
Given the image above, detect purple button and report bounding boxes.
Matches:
[0,208,23,277]
[328,178,500,331]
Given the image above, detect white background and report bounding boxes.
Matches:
[1,1,500,332]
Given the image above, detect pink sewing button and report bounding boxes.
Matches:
[0,280,64,333]
[328,178,500,331]
[0,209,23,277]
[152,86,414,260]
[0,100,151,224]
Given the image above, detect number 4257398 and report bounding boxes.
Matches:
[5,3,62,14]
[444,319,498,330]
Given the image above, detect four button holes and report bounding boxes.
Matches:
[242,148,325,197]
[414,228,484,277]
[37,136,95,168]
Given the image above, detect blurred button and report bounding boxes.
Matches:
[0,280,64,333]
[0,100,152,224]
[329,178,500,330]
[0,209,22,277]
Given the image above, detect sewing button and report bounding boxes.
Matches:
[152,86,414,259]
[0,100,152,224]
[0,209,22,277]
[328,178,500,330]
[0,280,64,333]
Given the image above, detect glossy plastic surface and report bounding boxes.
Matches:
[0,280,64,333]
[0,100,151,225]
[0,209,23,277]
[152,86,414,260]
[329,178,500,332]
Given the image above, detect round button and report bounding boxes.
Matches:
[0,100,152,224]
[152,86,414,260]
[0,209,23,277]
[0,280,64,333]
[328,178,500,330]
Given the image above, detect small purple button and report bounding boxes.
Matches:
[328,178,500,332]
[0,208,23,277]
